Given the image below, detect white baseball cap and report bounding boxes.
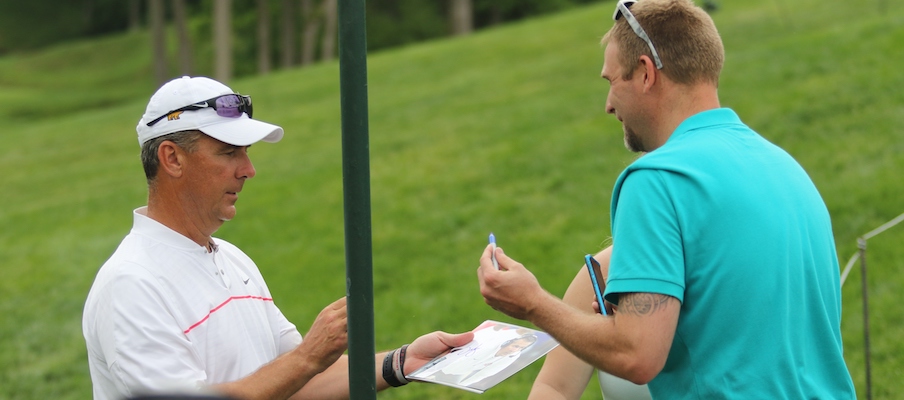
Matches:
[136,76,284,146]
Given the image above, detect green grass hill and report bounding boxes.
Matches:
[1,1,902,398]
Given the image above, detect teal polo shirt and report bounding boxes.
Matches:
[604,108,854,399]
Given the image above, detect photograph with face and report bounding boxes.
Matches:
[407,320,558,394]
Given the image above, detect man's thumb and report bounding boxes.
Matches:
[441,331,475,347]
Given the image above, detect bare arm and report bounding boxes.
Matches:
[285,353,375,400]
[289,330,474,399]
[478,245,678,384]
[208,295,472,400]
[213,297,349,400]
[528,248,611,399]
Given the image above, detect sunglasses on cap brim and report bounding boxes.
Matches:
[146,93,254,127]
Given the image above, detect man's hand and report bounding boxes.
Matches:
[214,297,348,400]
[592,300,617,316]
[297,297,348,373]
[403,330,475,374]
[477,244,547,320]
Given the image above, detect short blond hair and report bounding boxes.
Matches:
[602,0,723,86]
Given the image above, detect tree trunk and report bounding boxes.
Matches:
[172,0,193,75]
[300,0,320,66]
[82,0,95,30]
[149,0,168,85]
[129,0,141,32]
[257,0,272,74]
[320,0,336,61]
[449,0,473,36]
[489,5,503,26]
[280,0,296,68]
[213,0,233,83]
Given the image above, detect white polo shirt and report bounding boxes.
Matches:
[83,207,302,400]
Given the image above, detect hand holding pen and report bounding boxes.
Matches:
[489,233,499,270]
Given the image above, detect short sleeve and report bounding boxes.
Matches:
[99,264,208,397]
[605,169,686,304]
[276,310,302,354]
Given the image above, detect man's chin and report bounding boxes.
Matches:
[219,207,237,222]
[624,131,645,153]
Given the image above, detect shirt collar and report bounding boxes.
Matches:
[132,206,209,253]
[667,107,742,144]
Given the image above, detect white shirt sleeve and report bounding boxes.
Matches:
[96,262,208,398]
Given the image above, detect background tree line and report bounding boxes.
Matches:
[0,0,603,84]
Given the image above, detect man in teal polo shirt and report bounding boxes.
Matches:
[476,0,856,398]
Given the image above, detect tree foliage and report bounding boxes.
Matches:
[0,0,604,78]
[0,0,131,54]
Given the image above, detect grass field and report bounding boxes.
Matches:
[1,0,902,399]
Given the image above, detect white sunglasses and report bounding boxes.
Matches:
[612,0,663,70]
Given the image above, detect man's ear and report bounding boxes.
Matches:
[638,54,658,92]
[157,141,185,178]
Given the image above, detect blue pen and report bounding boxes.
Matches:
[489,233,499,270]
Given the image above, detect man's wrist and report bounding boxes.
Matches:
[394,344,409,384]
[382,345,410,387]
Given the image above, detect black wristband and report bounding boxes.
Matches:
[382,349,406,387]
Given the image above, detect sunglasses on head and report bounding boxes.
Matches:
[613,0,663,70]
[146,93,253,127]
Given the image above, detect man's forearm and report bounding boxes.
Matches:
[525,290,638,380]
[213,346,328,400]
[528,290,678,384]
[288,350,402,399]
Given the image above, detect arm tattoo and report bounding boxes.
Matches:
[618,293,673,316]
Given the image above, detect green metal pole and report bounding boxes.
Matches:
[338,0,376,398]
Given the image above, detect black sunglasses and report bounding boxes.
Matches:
[146,94,253,127]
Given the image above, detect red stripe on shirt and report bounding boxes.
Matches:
[183,295,274,334]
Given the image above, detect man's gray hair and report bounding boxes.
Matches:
[140,130,205,184]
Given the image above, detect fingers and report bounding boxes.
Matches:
[592,300,616,316]
[478,246,521,290]
[604,301,617,316]
[405,330,477,374]
[479,244,513,275]
[328,296,348,310]
[477,246,496,288]
[320,297,348,331]
[299,297,349,372]
[488,246,519,272]
[479,244,495,270]
[482,243,493,258]
[493,246,508,263]
[436,331,475,348]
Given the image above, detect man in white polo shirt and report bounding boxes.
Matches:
[83,76,472,400]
